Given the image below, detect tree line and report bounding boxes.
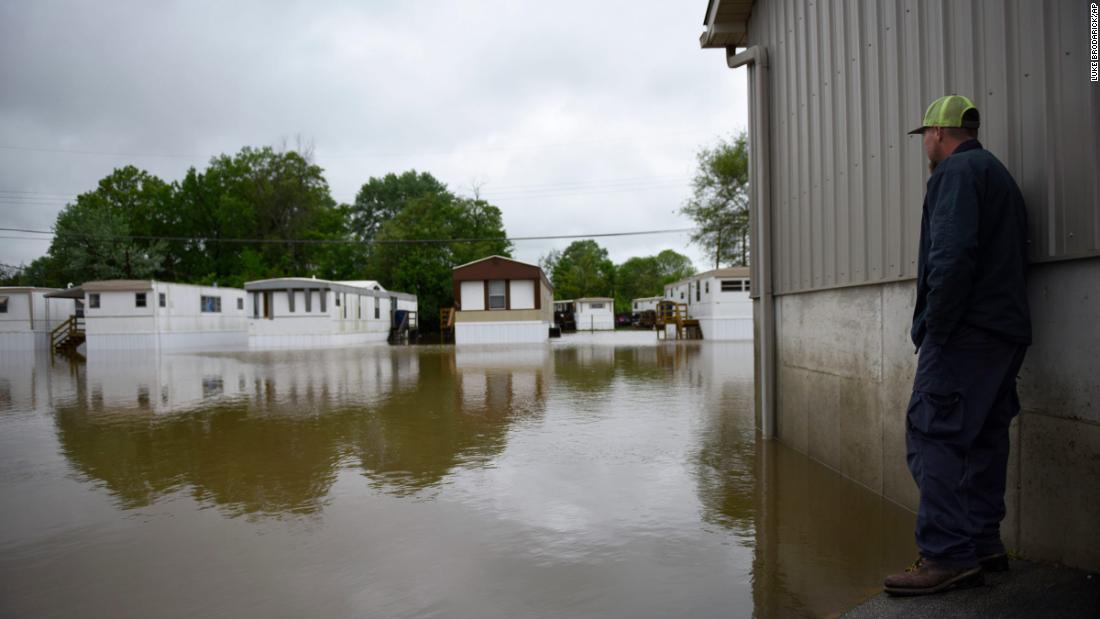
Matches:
[5,132,749,330]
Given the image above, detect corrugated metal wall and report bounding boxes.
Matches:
[746,0,1100,296]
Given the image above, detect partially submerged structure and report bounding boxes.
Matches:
[631,296,663,314]
[64,280,249,352]
[700,0,1099,568]
[571,297,615,331]
[244,278,418,348]
[663,267,752,341]
[552,300,577,333]
[0,287,75,351]
[451,256,554,344]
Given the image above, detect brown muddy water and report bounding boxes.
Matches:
[0,335,916,618]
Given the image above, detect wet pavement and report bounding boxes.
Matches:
[1,335,918,618]
[844,559,1100,618]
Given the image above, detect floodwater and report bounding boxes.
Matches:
[0,335,916,618]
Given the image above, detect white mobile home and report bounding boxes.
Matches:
[0,287,75,351]
[664,267,752,340]
[631,296,663,314]
[79,280,249,352]
[572,297,615,331]
[452,256,554,345]
[244,278,418,349]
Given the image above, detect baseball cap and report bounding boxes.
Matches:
[908,94,981,134]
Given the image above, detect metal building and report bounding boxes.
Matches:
[700,0,1099,569]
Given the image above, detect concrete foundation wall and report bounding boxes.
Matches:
[769,257,1100,570]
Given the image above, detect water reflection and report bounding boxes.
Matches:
[0,341,917,618]
[52,347,548,515]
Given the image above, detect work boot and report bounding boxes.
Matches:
[883,557,983,596]
[978,552,1010,573]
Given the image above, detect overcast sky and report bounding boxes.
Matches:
[0,0,747,274]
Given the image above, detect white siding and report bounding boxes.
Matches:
[454,321,549,345]
[85,283,248,352]
[575,301,615,331]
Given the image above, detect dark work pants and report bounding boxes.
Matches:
[906,325,1028,568]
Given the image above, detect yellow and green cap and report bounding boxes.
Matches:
[908,94,981,134]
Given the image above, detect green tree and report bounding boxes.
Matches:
[681,132,750,267]
[613,256,660,314]
[612,249,696,314]
[549,240,616,301]
[171,146,345,286]
[350,170,450,242]
[371,194,511,332]
[654,249,696,284]
[44,166,172,284]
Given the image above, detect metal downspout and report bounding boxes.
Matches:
[727,45,776,440]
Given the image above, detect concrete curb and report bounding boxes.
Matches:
[842,560,1100,618]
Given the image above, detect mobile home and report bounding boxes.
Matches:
[244,278,418,349]
[78,280,249,352]
[631,296,663,314]
[452,256,554,345]
[663,267,752,340]
[0,287,75,351]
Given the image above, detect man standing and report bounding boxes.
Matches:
[884,95,1032,596]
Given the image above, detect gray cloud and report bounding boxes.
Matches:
[0,0,747,272]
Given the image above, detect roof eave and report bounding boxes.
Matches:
[699,0,753,49]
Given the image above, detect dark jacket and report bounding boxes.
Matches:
[911,139,1032,349]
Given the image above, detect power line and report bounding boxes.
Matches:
[0,130,709,162]
[0,226,695,245]
[1,176,694,209]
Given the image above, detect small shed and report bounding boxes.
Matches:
[244,277,418,349]
[573,297,615,331]
[0,287,75,351]
[452,256,554,344]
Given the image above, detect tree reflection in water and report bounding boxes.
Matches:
[52,346,549,516]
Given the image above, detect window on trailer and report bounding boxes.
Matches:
[488,280,506,309]
[135,293,146,307]
[0,297,6,313]
[89,294,100,309]
[201,296,222,313]
[159,292,166,307]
